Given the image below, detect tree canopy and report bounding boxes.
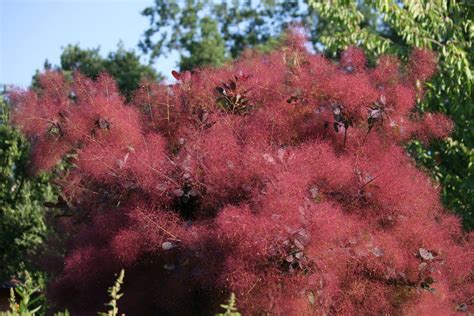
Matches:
[139,0,316,70]
[40,43,160,99]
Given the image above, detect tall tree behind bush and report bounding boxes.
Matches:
[309,0,473,228]
[139,0,317,70]
[39,43,160,100]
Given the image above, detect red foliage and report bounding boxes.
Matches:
[11,34,472,315]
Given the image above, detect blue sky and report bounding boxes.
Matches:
[0,0,178,88]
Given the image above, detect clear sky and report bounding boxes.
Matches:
[0,0,178,88]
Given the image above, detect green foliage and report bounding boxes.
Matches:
[61,42,160,99]
[215,293,241,316]
[98,270,125,316]
[179,16,227,71]
[310,0,474,229]
[0,271,43,316]
[0,269,124,316]
[59,45,103,79]
[139,0,317,70]
[101,44,161,99]
[36,43,160,100]
[0,95,54,281]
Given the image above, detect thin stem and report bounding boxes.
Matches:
[343,128,348,148]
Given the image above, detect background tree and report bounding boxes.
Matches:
[139,0,316,70]
[178,16,227,71]
[310,0,474,229]
[0,92,54,281]
[38,43,160,99]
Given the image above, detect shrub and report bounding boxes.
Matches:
[0,95,54,282]
[10,34,473,314]
[1,269,124,316]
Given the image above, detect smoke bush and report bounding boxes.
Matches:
[11,35,473,315]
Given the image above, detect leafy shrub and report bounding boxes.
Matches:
[216,293,241,316]
[3,271,43,316]
[0,271,68,316]
[10,33,473,314]
[0,95,54,282]
[1,269,125,316]
[98,269,125,316]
